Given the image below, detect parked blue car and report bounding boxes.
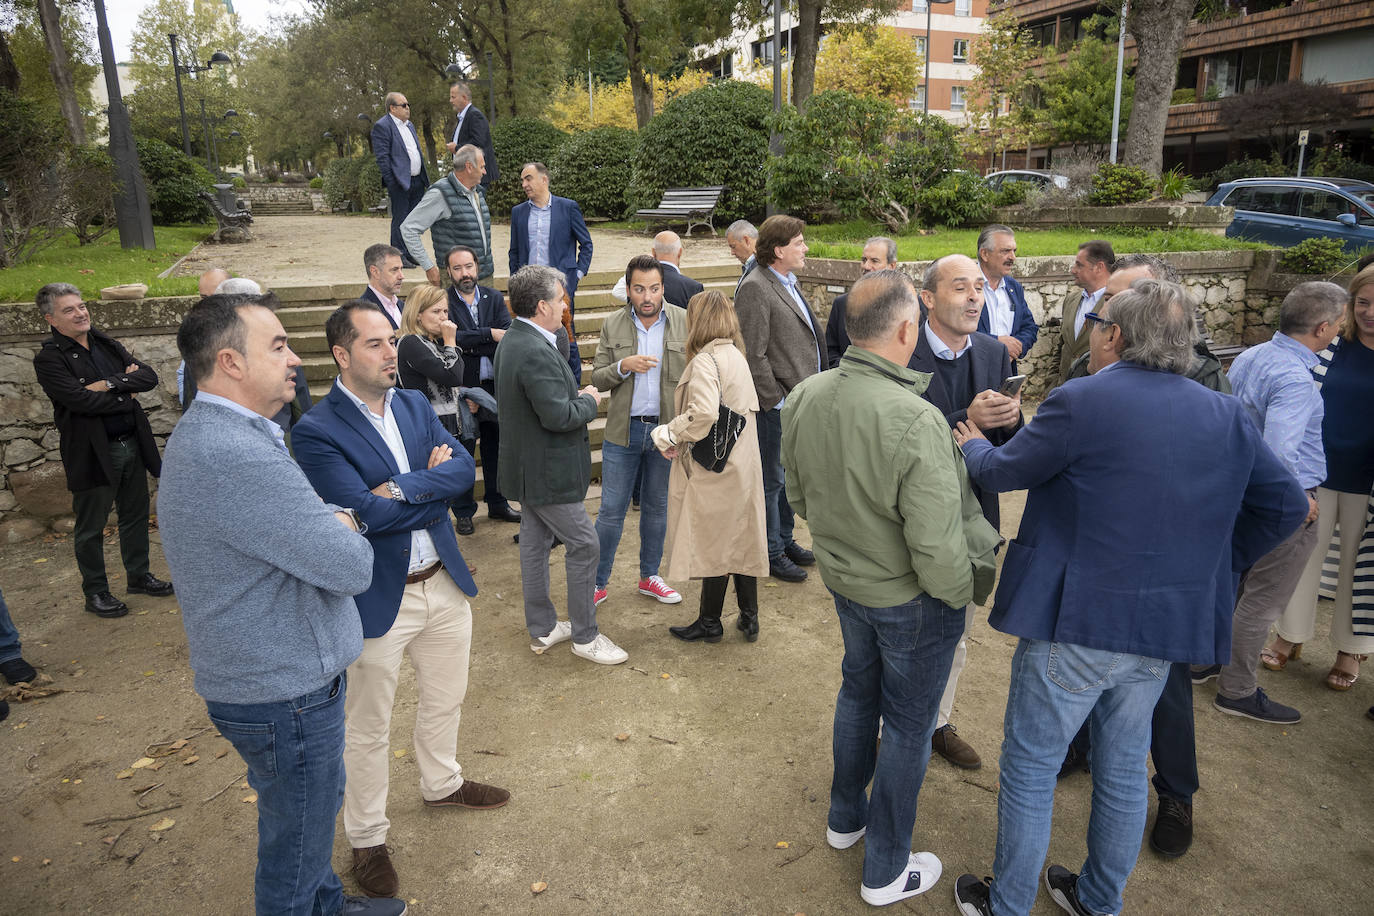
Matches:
[1206,177,1374,253]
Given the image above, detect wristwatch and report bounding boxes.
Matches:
[385,479,403,501]
[104,380,115,391]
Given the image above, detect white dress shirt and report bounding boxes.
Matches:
[981,271,1015,337]
[390,113,421,177]
[1073,287,1106,338]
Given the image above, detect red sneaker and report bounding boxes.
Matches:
[594,586,608,606]
[637,576,682,604]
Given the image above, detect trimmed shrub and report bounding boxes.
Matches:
[232,176,247,189]
[135,137,214,223]
[1278,237,1349,275]
[990,180,1033,207]
[488,118,569,217]
[631,81,773,224]
[1201,157,1285,191]
[308,176,323,189]
[357,157,384,210]
[1170,88,1196,105]
[321,155,386,212]
[1088,162,1154,206]
[914,171,993,228]
[550,127,640,219]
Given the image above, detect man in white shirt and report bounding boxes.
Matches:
[1057,239,1115,383]
[371,92,428,266]
[974,225,1038,368]
[359,244,407,330]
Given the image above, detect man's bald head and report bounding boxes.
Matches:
[199,268,230,297]
[845,270,920,346]
[652,231,683,265]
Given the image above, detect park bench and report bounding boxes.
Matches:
[198,190,254,242]
[634,186,727,237]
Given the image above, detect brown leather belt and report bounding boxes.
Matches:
[405,561,443,585]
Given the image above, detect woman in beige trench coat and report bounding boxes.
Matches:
[651,290,769,643]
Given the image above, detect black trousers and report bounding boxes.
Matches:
[71,437,151,596]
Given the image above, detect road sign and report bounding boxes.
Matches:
[1298,130,1309,146]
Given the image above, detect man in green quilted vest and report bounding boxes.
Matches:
[400,145,494,286]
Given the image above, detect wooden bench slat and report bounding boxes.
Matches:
[633,185,727,236]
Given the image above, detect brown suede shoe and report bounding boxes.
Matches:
[422,779,510,809]
[932,724,982,770]
[351,844,399,898]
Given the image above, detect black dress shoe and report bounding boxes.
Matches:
[127,573,174,597]
[1149,796,1193,858]
[784,541,815,566]
[85,592,129,618]
[669,617,723,642]
[455,516,475,536]
[769,554,808,583]
[0,657,38,685]
[488,505,522,523]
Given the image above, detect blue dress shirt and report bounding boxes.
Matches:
[618,309,667,417]
[1227,331,1326,489]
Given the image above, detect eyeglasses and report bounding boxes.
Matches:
[1084,311,1115,328]
[391,101,410,108]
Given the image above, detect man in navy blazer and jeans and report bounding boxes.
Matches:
[293,301,509,899]
[372,92,428,265]
[950,280,1306,916]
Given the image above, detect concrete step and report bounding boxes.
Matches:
[250,202,315,215]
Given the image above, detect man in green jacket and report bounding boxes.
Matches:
[494,265,628,666]
[782,270,999,908]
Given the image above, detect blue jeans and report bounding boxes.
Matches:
[756,407,794,558]
[206,674,348,916]
[595,416,670,587]
[0,587,21,665]
[992,640,1168,916]
[828,590,963,889]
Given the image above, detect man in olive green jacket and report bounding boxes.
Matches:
[781,270,998,909]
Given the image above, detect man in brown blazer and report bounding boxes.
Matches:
[734,214,823,583]
[1056,239,1115,384]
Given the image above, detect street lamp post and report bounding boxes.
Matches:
[168,33,231,158]
[922,0,956,116]
[445,52,496,121]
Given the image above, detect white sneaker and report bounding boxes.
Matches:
[826,825,865,849]
[571,633,628,665]
[530,620,572,654]
[860,851,942,906]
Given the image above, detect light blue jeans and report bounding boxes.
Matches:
[595,416,670,587]
[991,639,1167,916]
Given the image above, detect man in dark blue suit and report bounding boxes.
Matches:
[974,225,1038,369]
[372,92,429,265]
[293,301,509,900]
[950,280,1306,916]
[824,237,897,368]
[444,245,520,533]
[446,83,497,190]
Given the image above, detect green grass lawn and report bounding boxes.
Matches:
[803,222,1266,261]
[0,224,212,303]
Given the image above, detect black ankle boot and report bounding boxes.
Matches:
[735,575,759,642]
[670,617,723,642]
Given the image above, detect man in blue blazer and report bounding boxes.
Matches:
[372,92,429,265]
[293,300,508,899]
[949,280,1306,916]
[974,225,1038,368]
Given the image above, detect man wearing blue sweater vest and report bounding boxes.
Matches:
[159,295,405,916]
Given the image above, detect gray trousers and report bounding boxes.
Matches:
[519,500,600,645]
[1218,520,1318,700]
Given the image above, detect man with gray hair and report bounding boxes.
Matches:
[401,144,494,286]
[445,82,497,189]
[726,220,758,293]
[33,283,173,619]
[1206,281,1347,725]
[371,91,428,265]
[974,224,1038,367]
[950,280,1306,916]
[824,236,897,368]
[783,269,999,907]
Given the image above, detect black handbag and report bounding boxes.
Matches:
[689,354,747,473]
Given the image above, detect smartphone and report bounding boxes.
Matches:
[1000,374,1027,397]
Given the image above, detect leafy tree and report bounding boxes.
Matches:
[35,0,84,143]
[134,136,213,224]
[966,13,1043,162]
[63,145,117,244]
[813,26,919,104]
[487,118,569,216]
[1039,34,1132,152]
[1123,0,1195,177]
[0,87,67,265]
[3,0,99,138]
[1217,80,1346,164]
[545,69,710,132]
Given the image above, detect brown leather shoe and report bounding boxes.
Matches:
[351,844,398,898]
[422,779,510,809]
[932,724,982,770]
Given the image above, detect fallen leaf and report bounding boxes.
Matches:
[169,739,188,750]
[182,755,199,765]
[136,611,149,616]
[142,670,155,677]
[615,733,630,742]
[531,881,548,894]
[242,792,258,803]
[33,558,47,564]
[215,748,229,759]
[146,760,165,771]
[95,715,106,721]
[101,837,116,845]
[764,582,779,588]
[116,769,135,780]
[13,722,26,729]
[10,856,19,862]
[239,781,250,789]
[41,859,51,866]
[131,756,158,768]
[660,673,670,679]
[775,841,790,848]
[72,778,82,785]
[148,817,175,832]
[61,778,70,784]
[393,749,407,758]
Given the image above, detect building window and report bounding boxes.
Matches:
[955,0,971,15]
[950,86,966,110]
[913,0,928,9]
[750,27,797,65]
[910,86,927,110]
[952,39,969,63]
[1203,41,1291,98]
[914,36,927,57]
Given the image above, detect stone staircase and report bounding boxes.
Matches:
[249,198,315,215]
[272,261,743,501]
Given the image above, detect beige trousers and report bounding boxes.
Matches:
[1276,488,1374,654]
[343,570,472,847]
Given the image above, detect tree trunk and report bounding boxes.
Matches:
[616,0,653,128]
[1124,0,1193,177]
[496,0,518,117]
[421,110,437,170]
[36,0,85,145]
[791,0,823,111]
[0,30,20,94]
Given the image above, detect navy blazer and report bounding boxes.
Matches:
[371,115,428,192]
[292,384,477,638]
[975,274,1038,359]
[450,105,498,187]
[447,284,511,388]
[508,196,594,296]
[908,322,1022,529]
[961,362,1307,666]
[660,262,705,309]
[360,287,403,330]
[824,293,851,369]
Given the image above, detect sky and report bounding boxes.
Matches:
[98,0,308,60]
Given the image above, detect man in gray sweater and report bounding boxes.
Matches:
[159,294,405,916]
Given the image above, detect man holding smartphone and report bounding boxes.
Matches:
[908,254,1024,770]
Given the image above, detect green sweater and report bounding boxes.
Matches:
[781,348,1000,610]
